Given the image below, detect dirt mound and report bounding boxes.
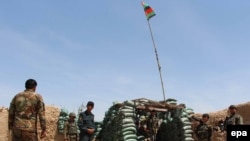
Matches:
[0,105,64,141]
[194,102,250,141]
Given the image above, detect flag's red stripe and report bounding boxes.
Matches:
[145,8,153,15]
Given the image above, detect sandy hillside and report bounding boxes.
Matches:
[0,105,64,141]
[1,102,250,141]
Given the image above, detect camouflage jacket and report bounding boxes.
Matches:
[8,89,46,132]
[225,114,243,125]
[146,115,159,133]
[195,123,212,141]
[223,113,243,131]
[64,119,78,138]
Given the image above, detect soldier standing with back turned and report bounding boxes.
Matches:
[8,79,46,141]
[64,112,78,141]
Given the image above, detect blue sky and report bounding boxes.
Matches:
[0,0,250,121]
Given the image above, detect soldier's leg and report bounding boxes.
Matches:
[12,129,22,141]
[21,131,38,141]
[79,134,89,141]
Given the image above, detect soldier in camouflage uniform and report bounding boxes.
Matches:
[146,110,159,141]
[8,79,46,141]
[223,105,243,131]
[64,112,78,141]
[194,113,212,141]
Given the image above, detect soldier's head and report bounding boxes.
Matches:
[25,79,37,91]
[69,112,76,120]
[229,105,237,115]
[202,113,209,122]
[86,101,94,112]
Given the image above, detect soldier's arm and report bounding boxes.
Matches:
[36,94,46,131]
[238,115,243,125]
[8,96,16,130]
[63,121,68,139]
[78,113,87,132]
[208,126,213,140]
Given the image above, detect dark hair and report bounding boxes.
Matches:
[87,101,94,107]
[25,79,37,89]
[229,105,237,110]
[202,113,210,118]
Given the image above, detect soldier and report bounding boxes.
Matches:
[146,110,159,141]
[64,112,78,141]
[78,101,95,141]
[8,79,46,141]
[194,113,212,141]
[223,105,243,131]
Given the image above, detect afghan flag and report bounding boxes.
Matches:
[141,2,156,20]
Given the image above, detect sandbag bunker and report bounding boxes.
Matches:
[94,98,195,141]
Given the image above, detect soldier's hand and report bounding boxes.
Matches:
[87,128,95,134]
[40,130,46,139]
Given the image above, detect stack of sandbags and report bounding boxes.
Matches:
[100,100,138,141]
[93,122,103,140]
[57,108,69,134]
[181,108,195,141]
[157,99,195,141]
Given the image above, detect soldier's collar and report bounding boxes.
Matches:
[24,89,35,93]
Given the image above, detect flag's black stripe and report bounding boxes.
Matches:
[144,6,151,11]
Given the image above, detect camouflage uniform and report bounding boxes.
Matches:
[64,113,78,141]
[224,114,243,130]
[8,89,46,141]
[146,114,159,141]
[195,123,212,141]
[223,105,243,131]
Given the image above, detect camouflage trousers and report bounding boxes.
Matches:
[67,134,78,141]
[12,129,38,141]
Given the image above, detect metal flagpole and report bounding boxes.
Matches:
[146,20,166,102]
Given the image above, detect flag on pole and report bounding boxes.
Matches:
[141,2,156,20]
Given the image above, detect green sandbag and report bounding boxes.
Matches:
[120,109,134,113]
[124,100,135,107]
[123,106,134,110]
[122,123,136,128]
[121,127,136,133]
[96,127,102,132]
[123,134,138,140]
[166,98,177,102]
[60,108,68,116]
[184,130,193,134]
[58,124,64,130]
[181,117,189,122]
[183,125,192,130]
[184,134,192,137]
[122,131,134,136]
[185,137,194,141]
[137,135,145,140]
[121,113,135,117]
[122,118,134,124]
[183,121,192,125]
[58,119,64,125]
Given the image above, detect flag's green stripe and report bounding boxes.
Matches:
[147,12,156,20]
